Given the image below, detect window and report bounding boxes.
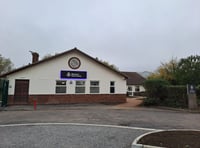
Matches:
[127,86,133,96]
[128,86,132,91]
[75,81,85,93]
[90,81,99,93]
[135,85,140,92]
[55,80,66,93]
[110,81,115,93]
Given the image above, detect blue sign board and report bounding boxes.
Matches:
[187,84,196,94]
[60,70,87,79]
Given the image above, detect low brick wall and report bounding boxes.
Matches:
[8,94,126,105]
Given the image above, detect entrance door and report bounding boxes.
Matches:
[14,80,29,104]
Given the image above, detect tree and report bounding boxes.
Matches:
[95,57,119,71]
[42,53,59,60]
[148,58,178,84]
[175,55,200,85]
[42,54,52,60]
[0,54,14,75]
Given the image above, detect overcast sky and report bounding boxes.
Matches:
[0,0,200,72]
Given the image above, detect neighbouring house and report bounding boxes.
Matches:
[0,48,127,105]
[121,72,146,97]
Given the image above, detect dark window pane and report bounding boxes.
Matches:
[90,81,99,86]
[56,81,66,85]
[128,86,132,91]
[75,87,85,93]
[56,86,66,93]
[135,86,140,92]
[76,81,85,86]
[127,92,132,96]
[90,87,99,93]
[110,81,115,86]
[110,87,115,93]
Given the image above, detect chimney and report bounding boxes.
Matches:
[29,51,39,64]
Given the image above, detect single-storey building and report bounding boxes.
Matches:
[121,72,146,97]
[0,48,127,105]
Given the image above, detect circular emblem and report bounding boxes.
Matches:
[68,57,81,69]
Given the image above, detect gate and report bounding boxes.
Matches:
[0,79,9,107]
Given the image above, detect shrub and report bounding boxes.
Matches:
[134,91,146,96]
[144,79,200,108]
[166,85,188,108]
[143,98,160,106]
[144,79,169,100]
[196,85,200,104]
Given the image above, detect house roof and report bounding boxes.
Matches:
[121,71,146,85]
[0,48,127,79]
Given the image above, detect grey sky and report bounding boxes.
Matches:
[0,0,200,72]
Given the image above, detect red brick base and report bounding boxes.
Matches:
[8,94,126,105]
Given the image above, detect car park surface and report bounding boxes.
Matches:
[0,102,200,148]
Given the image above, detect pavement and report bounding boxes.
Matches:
[0,98,144,111]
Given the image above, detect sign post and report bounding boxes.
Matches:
[187,84,198,110]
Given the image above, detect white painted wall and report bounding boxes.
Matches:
[127,85,145,96]
[6,51,126,95]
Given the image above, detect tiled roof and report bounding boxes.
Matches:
[0,48,127,79]
[121,71,146,85]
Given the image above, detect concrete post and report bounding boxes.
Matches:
[188,94,198,110]
[187,84,198,110]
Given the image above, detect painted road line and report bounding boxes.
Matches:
[0,122,158,131]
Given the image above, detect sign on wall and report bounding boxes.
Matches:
[187,84,196,94]
[60,70,87,79]
[68,57,81,69]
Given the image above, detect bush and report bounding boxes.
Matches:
[144,79,200,108]
[144,79,169,100]
[143,98,160,106]
[134,91,146,96]
[166,85,188,108]
[196,85,200,104]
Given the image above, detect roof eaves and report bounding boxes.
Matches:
[0,48,76,77]
[0,48,127,79]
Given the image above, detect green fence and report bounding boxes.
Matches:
[0,79,9,107]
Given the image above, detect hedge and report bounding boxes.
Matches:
[165,85,188,108]
[144,79,169,100]
[144,84,200,108]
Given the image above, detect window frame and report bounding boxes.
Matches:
[55,80,67,94]
[110,81,115,94]
[75,80,86,94]
[135,85,140,92]
[90,81,100,94]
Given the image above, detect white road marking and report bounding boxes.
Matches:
[0,122,157,131]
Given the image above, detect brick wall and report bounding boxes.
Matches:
[8,94,126,105]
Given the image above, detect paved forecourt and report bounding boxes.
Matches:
[0,123,155,148]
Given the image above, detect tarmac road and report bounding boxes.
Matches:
[0,104,200,148]
[0,104,200,129]
[0,123,153,148]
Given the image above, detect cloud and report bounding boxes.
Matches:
[0,0,200,71]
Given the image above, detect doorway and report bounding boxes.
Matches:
[14,79,29,104]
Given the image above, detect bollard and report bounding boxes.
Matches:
[33,100,37,110]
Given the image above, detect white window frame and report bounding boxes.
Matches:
[110,81,115,94]
[75,81,85,94]
[55,80,67,94]
[135,85,140,92]
[90,81,100,94]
